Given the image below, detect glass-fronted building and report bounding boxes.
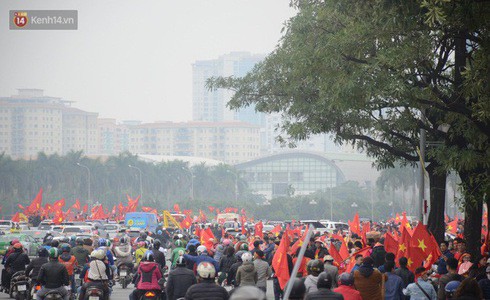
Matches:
[235,152,345,199]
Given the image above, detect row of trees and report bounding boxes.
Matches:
[208,0,489,257]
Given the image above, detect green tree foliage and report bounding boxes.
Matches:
[207,0,489,255]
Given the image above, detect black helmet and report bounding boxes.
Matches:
[153,239,161,250]
[76,237,84,245]
[38,247,49,257]
[51,240,59,248]
[306,259,324,276]
[140,231,148,239]
[289,278,306,299]
[317,272,333,289]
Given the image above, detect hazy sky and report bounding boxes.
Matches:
[0,1,295,122]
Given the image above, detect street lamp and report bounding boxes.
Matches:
[351,202,358,208]
[181,167,194,201]
[309,199,318,205]
[226,170,238,204]
[128,165,143,205]
[76,162,91,207]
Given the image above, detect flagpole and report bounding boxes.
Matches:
[283,225,314,300]
[129,165,143,206]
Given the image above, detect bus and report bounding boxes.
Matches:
[124,212,158,232]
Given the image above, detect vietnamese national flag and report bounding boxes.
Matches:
[72,199,81,210]
[271,224,282,236]
[254,221,264,239]
[208,206,215,213]
[329,242,344,265]
[401,212,412,234]
[289,231,306,256]
[24,188,43,215]
[126,195,140,212]
[53,209,64,225]
[447,216,458,235]
[201,228,216,251]
[142,206,153,212]
[384,231,399,255]
[349,212,361,235]
[272,230,290,290]
[11,212,21,222]
[82,204,88,214]
[91,205,108,220]
[180,214,192,229]
[173,204,181,213]
[410,223,436,271]
[53,198,66,212]
[346,247,371,273]
[18,204,25,210]
[339,239,349,260]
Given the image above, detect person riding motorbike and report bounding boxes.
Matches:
[113,237,134,275]
[135,241,148,267]
[58,243,78,292]
[78,249,111,300]
[184,262,228,300]
[183,245,220,274]
[151,240,166,270]
[4,242,30,292]
[170,240,185,269]
[70,237,90,266]
[166,256,196,300]
[129,252,163,300]
[25,247,49,283]
[36,248,70,300]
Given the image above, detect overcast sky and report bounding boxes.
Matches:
[0,1,295,122]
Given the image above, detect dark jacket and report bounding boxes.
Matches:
[5,251,30,273]
[436,250,453,275]
[305,288,344,300]
[70,246,90,266]
[478,278,490,300]
[370,245,386,268]
[228,261,242,286]
[25,257,48,279]
[219,255,236,273]
[184,279,229,300]
[153,249,166,270]
[394,266,414,288]
[166,266,197,300]
[235,261,257,286]
[438,273,463,300]
[37,260,70,289]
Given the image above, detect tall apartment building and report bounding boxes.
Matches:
[0,89,98,158]
[128,121,260,164]
[192,52,266,125]
[97,118,130,155]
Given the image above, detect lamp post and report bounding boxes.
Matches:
[182,167,194,200]
[227,170,238,205]
[128,165,143,205]
[329,187,333,221]
[76,162,91,207]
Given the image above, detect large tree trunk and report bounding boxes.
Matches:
[426,163,446,243]
[460,170,485,260]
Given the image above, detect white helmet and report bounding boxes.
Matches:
[241,252,253,262]
[196,261,216,279]
[196,245,207,255]
[90,249,106,260]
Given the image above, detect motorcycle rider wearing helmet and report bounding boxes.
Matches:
[236,252,258,287]
[151,239,166,270]
[58,243,78,292]
[323,255,339,288]
[26,247,49,282]
[4,242,30,291]
[36,248,70,300]
[184,245,220,274]
[113,237,134,274]
[305,272,343,300]
[135,241,149,267]
[129,251,163,300]
[166,256,196,300]
[70,237,90,266]
[184,261,228,300]
[136,231,148,243]
[170,240,186,269]
[79,249,110,300]
[304,259,324,294]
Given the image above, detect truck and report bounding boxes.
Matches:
[125,212,158,232]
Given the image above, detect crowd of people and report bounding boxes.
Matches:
[0,218,488,300]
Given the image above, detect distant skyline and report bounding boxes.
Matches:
[0,0,296,123]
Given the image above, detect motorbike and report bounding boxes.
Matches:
[9,271,30,300]
[30,281,41,300]
[138,290,161,300]
[83,285,105,300]
[118,265,132,289]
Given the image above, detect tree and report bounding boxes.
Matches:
[208,0,489,255]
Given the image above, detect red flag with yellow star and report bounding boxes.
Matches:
[400,212,413,234]
[272,230,290,289]
[407,223,431,272]
[395,226,411,264]
[447,217,458,235]
[384,231,399,255]
[24,188,43,215]
[179,214,192,229]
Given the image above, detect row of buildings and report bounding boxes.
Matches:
[0,89,260,164]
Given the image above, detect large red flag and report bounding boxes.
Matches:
[126,195,140,212]
[271,224,282,236]
[91,205,108,220]
[24,188,43,215]
[82,204,88,214]
[401,212,412,234]
[447,217,458,235]
[409,223,435,271]
[289,231,307,255]
[52,198,66,212]
[396,226,412,263]
[349,213,361,235]
[173,204,181,213]
[254,221,264,239]
[11,212,21,222]
[53,209,64,225]
[384,231,399,255]
[329,243,344,265]
[180,215,192,229]
[272,230,290,290]
[142,206,154,212]
[201,228,216,251]
[346,247,371,272]
[339,239,349,260]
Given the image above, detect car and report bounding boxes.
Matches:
[0,234,42,256]
[320,221,350,233]
[0,220,15,231]
[262,224,275,233]
[61,225,94,236]
[103,223,122,239]
[300,220,329,234]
